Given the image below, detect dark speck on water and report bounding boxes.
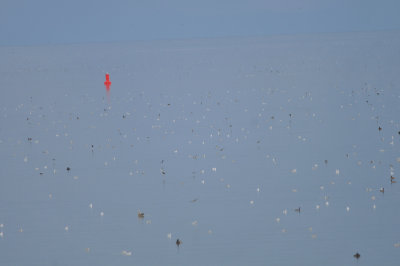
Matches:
[354,252,361,259]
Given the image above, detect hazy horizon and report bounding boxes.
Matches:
[1,0,400,46]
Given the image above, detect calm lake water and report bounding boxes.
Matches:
[1,31,400,265]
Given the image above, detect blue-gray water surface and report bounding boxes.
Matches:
[1,31,400,265]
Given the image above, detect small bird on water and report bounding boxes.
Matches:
[176,239,181,246]
[137,211,144,218]
[294,207,301,213]
[353,252,360,259]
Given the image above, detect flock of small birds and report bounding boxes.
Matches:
[5,81,397,261]
[1,34,400,264]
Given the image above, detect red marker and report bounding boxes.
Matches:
[104,73,111,102]
[104,73,112,87]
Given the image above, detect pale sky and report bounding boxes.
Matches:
[1,0,400,45]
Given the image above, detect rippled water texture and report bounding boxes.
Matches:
[1,32,400,265]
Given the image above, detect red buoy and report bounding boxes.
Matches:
[104,73,112,88]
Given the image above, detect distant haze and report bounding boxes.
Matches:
[1,0,400,46]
